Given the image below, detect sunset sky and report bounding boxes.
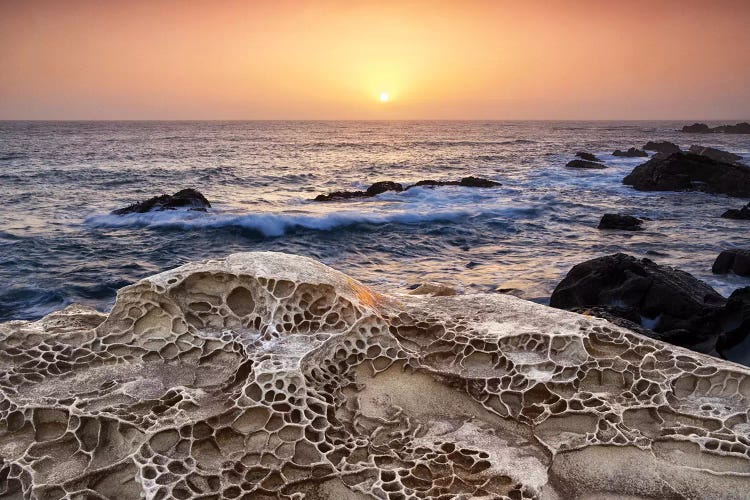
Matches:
[1,0,749,120]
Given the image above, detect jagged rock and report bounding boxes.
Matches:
[112,188,211,215]
[623,152,750,197]
[597,213,643,231]
[682,122,750,134]
[612,147,648,157]
[722,203,750,220]
[315,177,500,201]
[575,151,600,162]
[688,145,743,164]
[407,282,458,297]
[712,249,750,276]
[550,253,727,353]
[1,251,749,499]
[643,141,680,154]
[565,159,606,169]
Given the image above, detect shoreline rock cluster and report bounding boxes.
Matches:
[681,122,750,134]
[112,188,211,215]
[313,176,501,202]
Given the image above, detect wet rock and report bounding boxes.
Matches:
[613,147,648,157]
[681,122,750,134]
[688,145,743,164]
[112,188,211,215]
[550,253,727,352]
[597,213,643,231]
[406,176,501,189]
[315,177,501,201]
[565,159,607,169]
[643,141,680,154]
[365,181,404,196]
[712,249,750,276]
[721,203,750,220]
[717,287,750,363]
[622,152,750,197]
[575,151,601,162]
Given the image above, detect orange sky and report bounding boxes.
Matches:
[1,0,749,120]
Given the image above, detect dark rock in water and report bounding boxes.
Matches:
[681,122,750,134]
[643,141,680,154]
[315,177,500,201]
[550,253,727,352]
[688,145,743,164]
[575,151,600,162]
[721,203,750,220]
[565,159,606,169]
[681,123,711,133]
[712,249,750,276]
[112,189,211,215]
[598,213,643,231]
[569,306,654,337]
[622,152,750,197]
[365,181,403,196]
[613,147,648,157]
[716,287,750,362]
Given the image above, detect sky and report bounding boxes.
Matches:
[1,0,749,120]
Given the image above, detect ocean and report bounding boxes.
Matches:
[1,120,749,321]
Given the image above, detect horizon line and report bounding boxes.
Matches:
[1,118,749,123]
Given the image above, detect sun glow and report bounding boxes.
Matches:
[379,92,389,103]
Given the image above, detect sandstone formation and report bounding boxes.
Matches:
[1,252,750,499]
[681,122,750,134]
[314,177,501,201]
[564,159,606,169]
[622,152,750,197]
[642,141,680,154]
[112,189,211,215]
[597,213,644,231]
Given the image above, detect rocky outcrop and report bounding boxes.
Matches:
[643,140,680,154]
[612,147,648,157]
[565,159,606,169]
[688,145,743,164]
[112,188,211,215]
[1,251,749,499]
[722,202,750,220]
[622,152,750,197]
[314,177,501,201]
[597,213,643,231]
[681,122,750,134]
[575,151,600,162]
[713,249,750,276]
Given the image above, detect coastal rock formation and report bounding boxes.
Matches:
[622,152,750,197]
[564,159,606,169]
[713,249,750,277]
[642,141,680,154]
[2,252,750,499]
[597,213,643,231]
[688,145,744,164]
[681,122,750,134]
[612,147,648,157]
[722,202,750,220]
[112,189,211,215]
[314,177,501,201]
[574,151,600,162]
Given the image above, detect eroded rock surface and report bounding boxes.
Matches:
[1,252,749,499]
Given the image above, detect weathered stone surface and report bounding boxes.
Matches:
[643,140,680,154]
[597,213,644,231]
[623,152,750,197]
[612,147,648,157]
[112,188,211,215]
[1,252,749,499]
[565,159,607,169]
[722,202,750,220]
[713,249,750,276]
[688,145,743,164]
[575,151,600,162]
[682,122,750,134]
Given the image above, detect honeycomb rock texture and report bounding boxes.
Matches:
[1,252,749,499]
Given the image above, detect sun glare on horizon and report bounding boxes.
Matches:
[379,92,389,103]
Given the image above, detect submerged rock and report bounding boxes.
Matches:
[643,140,680,154]
[681,122,750,134]
[597,213,644,231]
[2,251,749,498]
[722,202,750,220]
[550,253,727,353]
[565,159,606,169]
[314,177,501,201]
[623,152,750,197]
[712,249,750,276]
[612,147,648,157]
[112,188,211,214]
[575,151,600,162]
[688,145,743,164]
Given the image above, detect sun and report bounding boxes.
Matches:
[379,92,389,103]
